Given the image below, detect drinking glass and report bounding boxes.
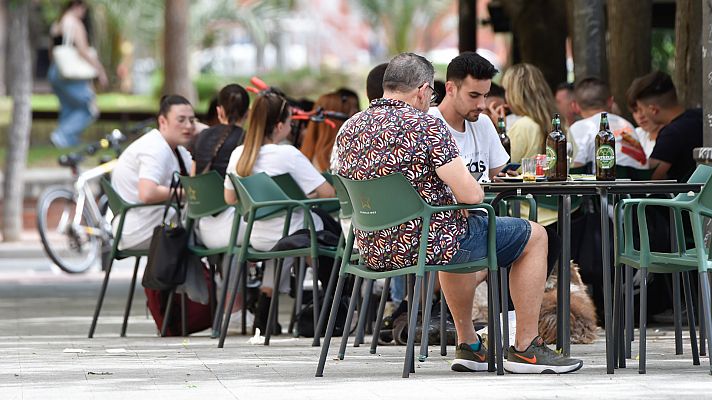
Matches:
[522,157,537,182]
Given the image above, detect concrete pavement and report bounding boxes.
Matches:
[0,248,711,399]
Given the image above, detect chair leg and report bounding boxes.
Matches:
[315,275,347,377]
[487,271,494,372]
[354,279,374,347]
[500,267,509,352]
[212,254,235,338]
[682,272,700,365]
[698,271,712,375]
[699,278,707,357]
[218,261,244,348]
[403,275,423,378]
[418,272,436,361]
[241,261,248,335]
[312,252,343,347]
[339,276,363,360]
[489,269,504,375]
[370,277,391,355]
[264,259,284,346]
[625,266,634,358]
[161,290,175,337]
[639,268,648,374]
[88,256,115,338]
[181,292,187,337]
[613,263,625,368]
[673,272,684,355]
[440,293,448,356]
[120,257,141,337]
[311,256,321,340]
[291,258,306,336]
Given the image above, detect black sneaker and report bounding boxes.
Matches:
[451,335,489,372]
[504,336,583,374]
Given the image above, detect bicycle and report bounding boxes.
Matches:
[36,123,151,273]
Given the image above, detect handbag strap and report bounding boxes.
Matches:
[201,125,232,175]
[174,148,189,176]
[162,174,184,225]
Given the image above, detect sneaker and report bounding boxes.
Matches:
[451,335,489,372]
[503,336,583,374]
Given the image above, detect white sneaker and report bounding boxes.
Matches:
[227,310,254,334]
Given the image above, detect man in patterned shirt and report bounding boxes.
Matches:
[336,53,582,374]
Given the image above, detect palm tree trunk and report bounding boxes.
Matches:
[571,0,606,80]
[674,0,702,109]
[2,0,32,242]
[458,0,477,53]
[163,0,195,104]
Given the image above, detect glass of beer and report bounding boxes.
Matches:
[522,157,537,182]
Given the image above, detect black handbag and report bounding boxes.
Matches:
[142,174,189,290]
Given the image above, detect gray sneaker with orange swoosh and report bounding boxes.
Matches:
[504,336,583,374]
[451,335,489,372]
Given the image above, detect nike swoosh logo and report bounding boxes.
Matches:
[474,353,486,362]
[513,353,537,363]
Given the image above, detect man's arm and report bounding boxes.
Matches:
[137,179,172,203]
[648,158,671,180]
[489,164,505,180]
[224,188,237,205]
[436,156,484,204]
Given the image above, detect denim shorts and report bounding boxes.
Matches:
[450,215,532,267]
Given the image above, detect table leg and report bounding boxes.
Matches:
[599,188,614,374]
[556,194,571,356]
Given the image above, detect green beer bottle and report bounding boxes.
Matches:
[497,117,511,161]
[595,112,616,181]
[545,113,567,181]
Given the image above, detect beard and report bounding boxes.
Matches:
[464,110,481,122]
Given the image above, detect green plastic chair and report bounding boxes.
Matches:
[316,173,503,378]
[89,178,171,338]
[219,172,336,347]
[180,171,246,337]
[614,163,712,374]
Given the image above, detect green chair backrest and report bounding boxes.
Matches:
[321,171,334,185]
[691,164,712,209]
[332,175,353,219]
[179,171,229,218]
[272,173,308,200]
[228,172,291,220]
[100,177,129,215]
[338,173,425,232]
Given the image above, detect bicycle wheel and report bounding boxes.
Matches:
[36,187,101,273]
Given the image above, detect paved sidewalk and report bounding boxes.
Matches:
[0,259,710,399]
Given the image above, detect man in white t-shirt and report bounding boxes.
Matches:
[570,77,647,172]
[111,95,196,250]
[428,52,509,183]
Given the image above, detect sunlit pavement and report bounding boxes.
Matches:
[0,253,711,399]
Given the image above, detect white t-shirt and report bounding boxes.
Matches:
[428,107,510,182]
[224,143,325,251]
[635,127,657,159]
[571,113,646,170]
[111,129,193,249]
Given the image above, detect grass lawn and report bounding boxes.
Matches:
[0,144,117,169]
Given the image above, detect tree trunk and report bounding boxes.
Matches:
[608,0,652,120]
[163,0,195,104]
[501,0,568,91]
[675,0,702,109]
[0,0,7,96]
[2,0,32,242]
[458,0,477,53]
[571,0,607,80]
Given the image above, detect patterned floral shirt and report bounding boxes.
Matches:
[336,98,468,271]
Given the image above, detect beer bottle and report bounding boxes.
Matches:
[497,117,511,160]
[545,113,567,181]
[595,112,616,181]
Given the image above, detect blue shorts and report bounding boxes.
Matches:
[450,215,532,267]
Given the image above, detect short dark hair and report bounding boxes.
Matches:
[488,82,505,98]
[218,83,249,125]
[433,80,446,106]
[158,94,192,119]
[627,70,677,108]
[366,63,388,101]
[556,82,574,93]
[573,77,610,110]
[446,51,498,84]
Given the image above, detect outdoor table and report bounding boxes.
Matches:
[481,179,703,374]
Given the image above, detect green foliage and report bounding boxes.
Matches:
[651,29,675,75]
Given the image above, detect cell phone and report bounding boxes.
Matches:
[499,162,521,174]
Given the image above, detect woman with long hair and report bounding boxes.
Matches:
[300,91,354,172]
[48,0,107,148]
[192,83,250,249]
[223,92,335,334]
[501,63,562,163]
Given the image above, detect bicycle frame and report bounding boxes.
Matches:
[72,158,117,241]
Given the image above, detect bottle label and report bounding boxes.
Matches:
[596,144,615,170]
[545,146,557,170]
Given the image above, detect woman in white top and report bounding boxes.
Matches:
[224,92,335,333]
